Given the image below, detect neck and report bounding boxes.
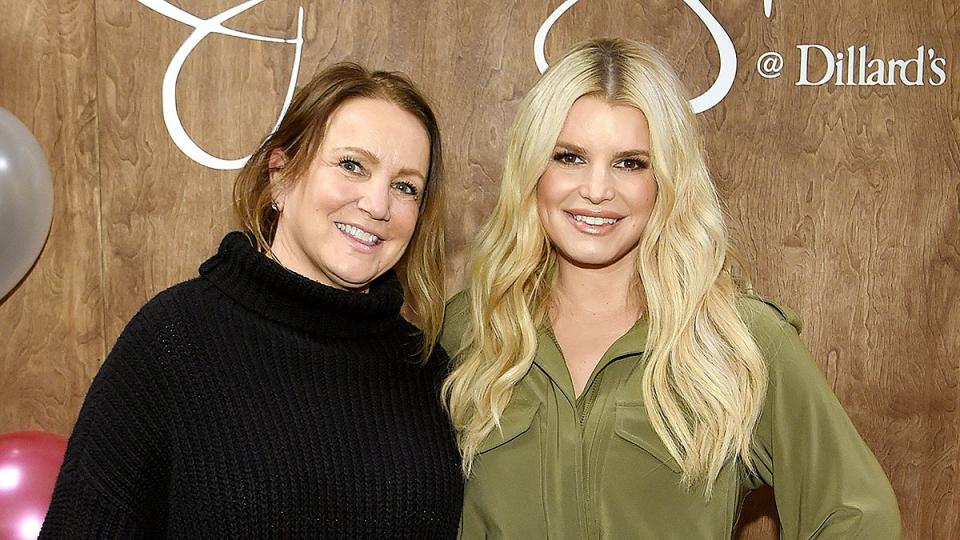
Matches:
[552,252,644,318]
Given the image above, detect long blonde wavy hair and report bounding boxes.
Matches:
[442,38,766,495]
[233,63,446,360]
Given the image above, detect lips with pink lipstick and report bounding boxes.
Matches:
[564,209,624,235]
[335,221,383,251]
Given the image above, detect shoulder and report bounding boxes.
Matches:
[737,293,802,333]
[77,285,208,433]
[132,276,226,335]
[736,293,804,353]
[140,277,214,319]
[106,277,215,370]
[90,278,227,416]
[736,293,823,382]
[439,290,471,358]
[736,293,835,400]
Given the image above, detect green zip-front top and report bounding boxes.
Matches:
[440,292,901,539]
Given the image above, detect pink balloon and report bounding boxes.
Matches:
[0,432,67,540]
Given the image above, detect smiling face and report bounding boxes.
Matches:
[536,95,658,270]
[270,97,431,291]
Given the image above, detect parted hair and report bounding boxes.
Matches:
[441,38,767,496]
[233,62,446,360]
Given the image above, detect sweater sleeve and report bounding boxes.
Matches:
[40,309,168,539]
[743,296,902,539]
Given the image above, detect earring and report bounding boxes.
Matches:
[270,200,281,213]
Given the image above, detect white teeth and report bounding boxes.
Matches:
[335,222,380,244]
[573,214,619,225]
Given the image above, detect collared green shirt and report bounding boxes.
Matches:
[440,293,901,539]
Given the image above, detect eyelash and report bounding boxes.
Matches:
[339,156,420,198]
[551,151,650,171]
[553,151,584,166]
[338,156,366,175]
[617,158,650,171]
[393,181,420,198]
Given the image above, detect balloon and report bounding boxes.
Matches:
[0,431,67,540]
[0,108,53,300]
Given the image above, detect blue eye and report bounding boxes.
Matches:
[338,157,365,175]
[392,180,420,198]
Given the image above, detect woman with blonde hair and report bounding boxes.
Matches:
[441,38,900,538]
[41,63,462,538]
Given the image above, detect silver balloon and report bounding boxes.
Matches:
[0,108,53,300]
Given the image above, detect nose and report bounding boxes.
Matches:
[356,176,392,221]
[578,165,615,204]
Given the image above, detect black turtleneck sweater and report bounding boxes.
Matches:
[40,232,463,539]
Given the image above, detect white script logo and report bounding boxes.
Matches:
[534,0,768,113]
[139,0,304,170]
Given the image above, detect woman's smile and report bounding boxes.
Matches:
[564,210,625,235]
[334,221,384,252]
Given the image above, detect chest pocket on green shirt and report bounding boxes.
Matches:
[464,400,545,539]
[598,403,701,533]
[612,402,682,474]
[603,403,739,535]
[476,400,540,454]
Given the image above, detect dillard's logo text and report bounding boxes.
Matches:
[797,45,946,86]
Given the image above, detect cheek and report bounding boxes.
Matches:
[645,178,658,205]
[535,191,550,224]
[306,175,356,212]
[535,192,560,241]
[626,178,658,213]
[536,172,566,216]
[390,203,421,241]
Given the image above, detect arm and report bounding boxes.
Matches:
[40,310,168,538]
[744,297,901,539]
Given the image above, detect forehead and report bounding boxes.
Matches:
[558,96,651,149]
[322,97,431,174]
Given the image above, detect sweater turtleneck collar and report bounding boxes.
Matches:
[198,231,407,338]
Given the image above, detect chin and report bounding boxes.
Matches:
[557,242,636,268]
[334,272,381,290]
[561,251,617,268]
[317,260,376,288]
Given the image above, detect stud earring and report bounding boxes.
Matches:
[270,200,281,213]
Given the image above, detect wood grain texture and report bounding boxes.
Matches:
[715,2,960,538]
[1,1,956,537]
[0,0,103,435]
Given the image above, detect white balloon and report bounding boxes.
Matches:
[0,108,53,300]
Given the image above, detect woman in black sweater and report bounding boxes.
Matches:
[40,63,463,538]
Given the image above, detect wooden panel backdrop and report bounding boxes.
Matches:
[1,0,957,538]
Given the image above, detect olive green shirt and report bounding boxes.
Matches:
[440,292,901,539]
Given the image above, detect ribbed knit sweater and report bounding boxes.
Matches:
[40,232,464,539]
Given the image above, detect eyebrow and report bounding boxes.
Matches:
[554,141,651,161]
[554,141,588,156]
[614,149,651,160]
[334,146,426,182]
